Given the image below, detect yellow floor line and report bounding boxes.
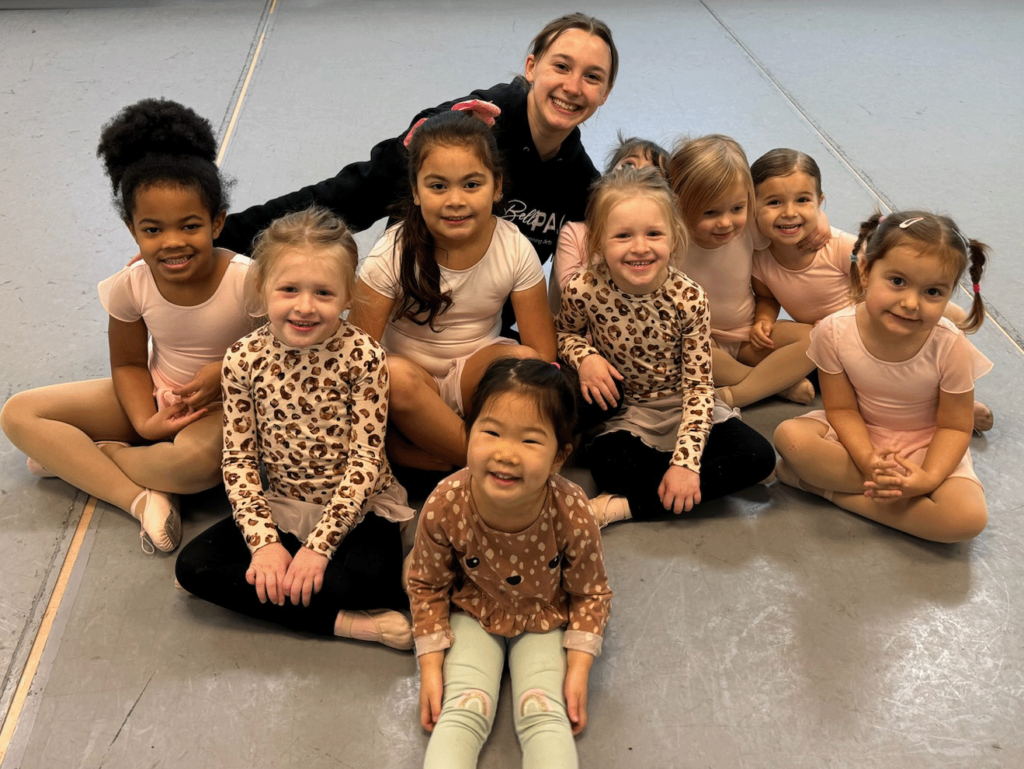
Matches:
[0,498,98,762]
[216,29,267,168]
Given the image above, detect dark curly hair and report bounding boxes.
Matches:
[96,98,228,220]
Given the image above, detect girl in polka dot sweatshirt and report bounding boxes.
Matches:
[407,358,611,768]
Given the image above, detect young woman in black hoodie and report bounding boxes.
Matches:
[217,13,618,337]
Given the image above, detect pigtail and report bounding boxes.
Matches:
[849,211,885,301]
[960,239,989,334]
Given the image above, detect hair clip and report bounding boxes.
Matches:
[956,230,972,253]
[899,217,925,229]
[972,283,981,294]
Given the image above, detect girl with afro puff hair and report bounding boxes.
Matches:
[1,98,252,554]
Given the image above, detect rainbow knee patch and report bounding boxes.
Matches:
[454,689,491,716]
[518,688,553,717]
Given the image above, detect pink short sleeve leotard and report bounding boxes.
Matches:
[751,228,857,325]
[800,305,992,483]
[98,254,252,400]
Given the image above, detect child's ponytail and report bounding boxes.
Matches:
[849,211,886,301]
[961,238,989,334]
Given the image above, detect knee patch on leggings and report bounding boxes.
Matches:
[454,689,492,717]
[518,688,554,717]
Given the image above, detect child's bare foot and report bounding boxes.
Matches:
[778,378,815,405]
[973,401,994,433]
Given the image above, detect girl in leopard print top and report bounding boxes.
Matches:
[175,208,414,649]
[556,167,776,525]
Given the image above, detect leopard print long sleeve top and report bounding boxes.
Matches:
[556,263,714,473]
[222,321,396,558]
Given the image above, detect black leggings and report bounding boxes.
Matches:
[587,419,777,521]
[175,512,408,636]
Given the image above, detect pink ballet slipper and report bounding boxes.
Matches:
[26,456,57,478]
[589,494,631,528]
[130,489,181,554]
[336,609,413,650]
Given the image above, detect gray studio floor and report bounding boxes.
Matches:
[1,2,1022,767]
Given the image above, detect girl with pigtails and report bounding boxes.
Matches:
[774,211,991,543]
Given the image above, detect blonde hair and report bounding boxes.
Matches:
[584,166,688,266]
[668,134,754,230]
[245,206,358,318]
[851,210,988,333]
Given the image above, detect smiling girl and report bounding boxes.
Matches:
[1,98,251,553]
[774,211,991,542]
[670,134,830,409]
[556,167,776,526]
[408,357,611,767]
[175,207,414,648]
[350,112,556,474]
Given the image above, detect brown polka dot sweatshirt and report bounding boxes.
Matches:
[408,469,612,657]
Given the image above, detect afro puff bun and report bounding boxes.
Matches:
[96,98,228,220]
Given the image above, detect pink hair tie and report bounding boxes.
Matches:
[402,117,428,148]
[972,283,981,293]
[450,99,501,126]
[403,100,502,147]
[551,362,561,370]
